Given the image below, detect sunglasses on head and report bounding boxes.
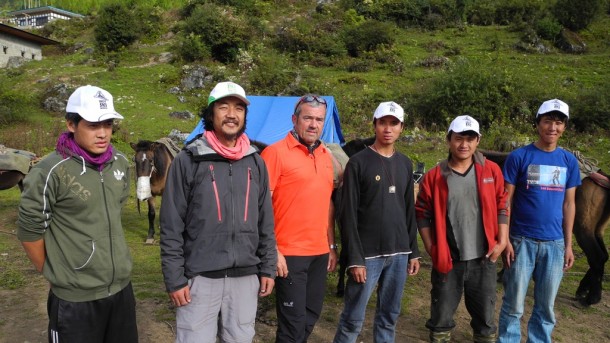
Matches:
[294,94,327,111]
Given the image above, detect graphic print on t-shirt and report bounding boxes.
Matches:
[526,164,566,191]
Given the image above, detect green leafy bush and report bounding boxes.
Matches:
[570,85,610,132]
[178,3,250,63]
[553,0,605,31]
[248,51,299,96]
[535,16,563,41]
[273,12,346,59]
[342,20,397,57]
[0,75,31,125]
[411,59,522,130]
[94,3,140,52]
[175,33,210,62]
[132,4,165,43]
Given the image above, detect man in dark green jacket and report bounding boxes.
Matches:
[18,85,138,343]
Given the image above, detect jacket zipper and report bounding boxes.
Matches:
[100,170,116,296]
[244,167,251,221]
[209,165,222,221]
[229,163,236,269]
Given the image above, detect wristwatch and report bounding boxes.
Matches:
[330,244,339,250]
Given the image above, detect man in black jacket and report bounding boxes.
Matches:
[160,81,276,343]
[333,101,420,343]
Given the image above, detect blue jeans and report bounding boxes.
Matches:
[497,236,565,343]
[333,254,409,343]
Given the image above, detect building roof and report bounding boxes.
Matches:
[7,6,84,19]
[0,23,59,45]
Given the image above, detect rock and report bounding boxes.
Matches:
[180,65,213,91]
[556,29,586,54]
[6,56,25,68]
[168,111,195,120]
[167,86,181,94]
[46,83,70,99]
[43,97,66,112]
[158,52,173,63]
[168,129,190,144]
[417,55,450,68]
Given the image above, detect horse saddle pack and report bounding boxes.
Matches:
[0,145,37,175]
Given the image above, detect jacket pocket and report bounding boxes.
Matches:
[74,240,96,270]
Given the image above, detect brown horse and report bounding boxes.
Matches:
[131,139,179,244]
[573,173,610,305]
[480,148,610,306]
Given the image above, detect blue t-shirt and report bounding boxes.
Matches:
[503,144,581,240]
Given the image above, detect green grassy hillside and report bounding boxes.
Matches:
[1,2,610,341]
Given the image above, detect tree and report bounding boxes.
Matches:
[94,3,140,52]
[553,0,604,31]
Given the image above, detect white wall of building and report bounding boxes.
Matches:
[0,32,43,67]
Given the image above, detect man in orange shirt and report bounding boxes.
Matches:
[261,94,338,342]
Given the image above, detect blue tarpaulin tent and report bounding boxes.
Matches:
[185,95,345,145]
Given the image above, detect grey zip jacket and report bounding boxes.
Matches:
[160,135,277,292]
[17,150,132,302]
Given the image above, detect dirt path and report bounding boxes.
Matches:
[1,204,608,343]
[2,232,608,343]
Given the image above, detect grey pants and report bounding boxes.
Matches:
[176,274,259,343]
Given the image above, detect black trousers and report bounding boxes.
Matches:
[47,282,138,343]
[275,254,329,343]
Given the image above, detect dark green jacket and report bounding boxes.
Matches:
[18,150,132,302]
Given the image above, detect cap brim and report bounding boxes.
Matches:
[537,110,568,118]
[374,114,404,122]
[210,94,250,106]
[96,112,124,121]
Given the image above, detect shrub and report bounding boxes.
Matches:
[94,3,140,52]
[132,4,165,43]
[411,59,522,130]
[464,0,498,25]
[535,16,563,41]
[273,12,346,59]
[494,0,545,26]
[342,20,397,57]
[553,0,604,31]
[570,85,610,132]
[0,75,32,125]
[175,33,210,62]
[178,3,250,63]
[248,52,299,95]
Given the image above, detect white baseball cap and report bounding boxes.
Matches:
[448,115,480,136]
[537,98,569,118]
[66,85,123,122]
[373,101,404,122]
[208,81,250,106]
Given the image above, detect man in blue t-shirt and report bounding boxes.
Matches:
[498,99,581,343]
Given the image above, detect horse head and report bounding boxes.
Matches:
[131,140,173,201]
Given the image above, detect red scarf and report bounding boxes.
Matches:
[204,130,251,160]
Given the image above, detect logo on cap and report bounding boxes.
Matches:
[464,118,472,127]
[94,90,109,110]
[553,100,561,109]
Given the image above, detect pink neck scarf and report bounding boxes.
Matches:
[56,132,114,171]
[204,130,251,160]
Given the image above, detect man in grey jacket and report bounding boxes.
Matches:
[160,81,277,343]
